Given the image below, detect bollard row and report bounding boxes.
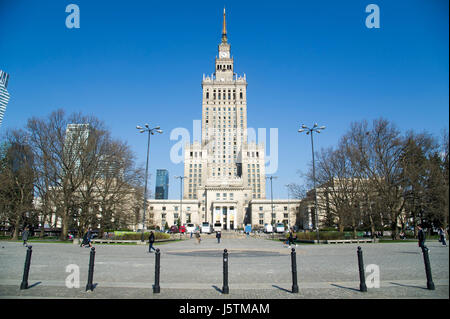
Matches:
[18,243,437,294]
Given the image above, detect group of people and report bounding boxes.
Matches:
[417,225,448,250]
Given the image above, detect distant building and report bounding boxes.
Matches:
[0,70,11,128]
[155,169,169,199]
[64,123,90,170]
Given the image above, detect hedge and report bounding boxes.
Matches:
[113,232,170,240]
[291,231,362,240]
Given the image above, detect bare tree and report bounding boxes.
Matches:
[0,130,35,239]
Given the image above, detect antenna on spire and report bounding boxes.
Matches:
[222,6,227,43]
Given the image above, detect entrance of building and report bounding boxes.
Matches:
[222,207,227,230]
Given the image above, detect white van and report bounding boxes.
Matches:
[201,222,212,234]
[275,223,285,233]
[213,222,222,232]
[186,223,196,234]
[264,223,273,233]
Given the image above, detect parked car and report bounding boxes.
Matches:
[264,224,273,233]
[168,225,179,233]
[179,225,186,233]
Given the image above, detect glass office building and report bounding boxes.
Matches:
[155,169,169,199]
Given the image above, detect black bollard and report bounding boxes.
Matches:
[85,247,96,291]
[153,248,161,293]
[421,247,435,290]
[291,248,299,293]
[20,245,33,290]
[357,246,367,292]
[222,249,229,294]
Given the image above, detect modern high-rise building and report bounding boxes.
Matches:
[147,9,302,231]
[64,123,90,170]
[155,169,169,199]
[0,70,11,128]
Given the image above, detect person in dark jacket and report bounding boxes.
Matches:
[22,227,30,247]
[216,231,221,244]
[438,227,447,247]
[148,231,156,252]
[417,225,428,251]
[81,228,93,248]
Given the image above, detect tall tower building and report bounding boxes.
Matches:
[147,9,302,232]
[0,70,11,128]
[155,169,169,199]
[183,8,266,230]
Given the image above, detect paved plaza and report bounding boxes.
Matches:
[0,236,448,299]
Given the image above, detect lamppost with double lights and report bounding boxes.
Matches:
[298,123,325,243]
[136,124,163,242]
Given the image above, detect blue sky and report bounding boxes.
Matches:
[0,0,448,200]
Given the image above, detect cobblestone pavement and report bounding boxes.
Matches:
[0,237,448,299]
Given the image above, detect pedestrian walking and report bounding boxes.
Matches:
[22,227,29,247]
[148,230,156,252]
[287,229,295,248]
[438,227,447,247]
[216,231,221,244]
[81,228,93,248]
[195,231,201,244]
[417,225,428,252]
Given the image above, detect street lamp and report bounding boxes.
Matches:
[266,175,277,239]
[298,123,325,243]
[175,175,187,239]
[285,184,291,230]
[136,124,163,242]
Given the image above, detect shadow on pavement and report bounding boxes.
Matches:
[272,285,292,293]
[330,284,360,292]
[28,281,42,289]
[212,285,223,293]
[389,282,427,290]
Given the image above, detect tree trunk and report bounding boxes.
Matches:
[368,214,376,237]
[12,211,23,240]
[60,212,69,241]
[39,212,46,239]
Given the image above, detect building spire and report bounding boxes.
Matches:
[222,7,227,43]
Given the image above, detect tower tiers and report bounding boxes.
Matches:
[184,9,266,227]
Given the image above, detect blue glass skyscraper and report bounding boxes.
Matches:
[0,70,10,128]
[155,169,169,199]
